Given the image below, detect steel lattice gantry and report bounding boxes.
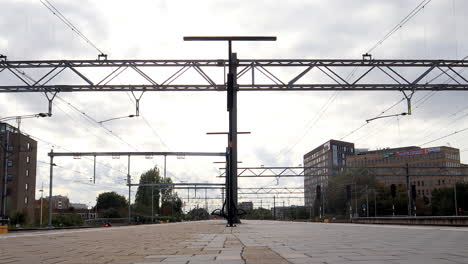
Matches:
[1,59,468,92]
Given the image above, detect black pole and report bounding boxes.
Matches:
[48,149,54,227]
[406,163,411,216]
[227,40,239,226]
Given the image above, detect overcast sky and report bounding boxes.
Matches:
[1,0,467,210]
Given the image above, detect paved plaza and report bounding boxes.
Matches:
[1,220,468,264]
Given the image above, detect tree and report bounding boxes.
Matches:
[96,191,128,218]
[134,167,162,216]
[324,168,377,217]
[161,192,183,217]
[186,207,210,220]
[242,208,273,220]
[432,183,468,216]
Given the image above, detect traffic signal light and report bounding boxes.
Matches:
[411,185,417,200]
[390,184,397,199]
[316,185,321,200]
[346,185,352,201]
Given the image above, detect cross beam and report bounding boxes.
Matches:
[1,59,467,92]
[48,151,226,157]
[217,166,467,177]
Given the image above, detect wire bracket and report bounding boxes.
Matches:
[44,91,58,116]
[131,91,145,116]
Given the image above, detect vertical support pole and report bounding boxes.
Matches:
[454,183,458,216]
[322,189,325,219]
[40,183,43,227]
[48,149,54,228]
[282,200,285,220]
[127,155,131,224]
[164,155,167,179]
[273,195,276,220]
[227,41,239,226]
[93,155,96,184]
[354,183,357,218]
[221,186,224,209]
[1,129,9,217]
[151,185,154,223]
[374,190,377,217]
[205,188,208,211]
[366,185,369,217]
[406,163,411,216]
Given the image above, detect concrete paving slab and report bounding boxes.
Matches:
[1,220,468,264]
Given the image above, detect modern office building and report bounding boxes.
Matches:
[0,122,37,224]
[346,146,464,199]
[303,139,355,207]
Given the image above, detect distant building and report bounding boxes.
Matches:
[70,203,88,210]
[238,201,253,211]
[303,139,355,207]
[0,122,37,224]
[346,146,464,199]
[46,195,70,210]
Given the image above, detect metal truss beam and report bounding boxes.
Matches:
[49,151,225,157]
[217,166,467,178]
[1,59,468,93]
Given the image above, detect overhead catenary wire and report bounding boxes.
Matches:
[39,0,105,55]
[124,92,171,151]
[55,96,140,151]
[419,126,468,146]
[366,0,433,54]
[341,0,437,142]
[281,1,435,153]
[340,97,406,140]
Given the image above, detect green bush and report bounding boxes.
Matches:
[52,214,84,227]
[10,211,27,225]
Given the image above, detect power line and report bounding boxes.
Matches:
[340,97,405,140]
[420,126,468,146]
[342,1,436,143]
[39,0,105,55]
[277,91,339,158]
[55,96,140,151]
[366,0,433,54]
[282,1,435,152]
[124,92,171,151]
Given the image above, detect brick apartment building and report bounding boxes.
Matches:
[346,146,466,199]
[0,122,37,224]
[303,140,355,207]
[46,195,70,210]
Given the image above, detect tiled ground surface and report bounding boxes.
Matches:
[1,220,468,264]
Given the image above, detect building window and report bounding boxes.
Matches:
[27,142,30,150]
[24,197,28,204]
[26,169,29,177]
[26,156,30,164]
[25,183,28,190]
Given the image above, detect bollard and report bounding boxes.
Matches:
[0,224,8,234]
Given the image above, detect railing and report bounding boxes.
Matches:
[352,216,468,226]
